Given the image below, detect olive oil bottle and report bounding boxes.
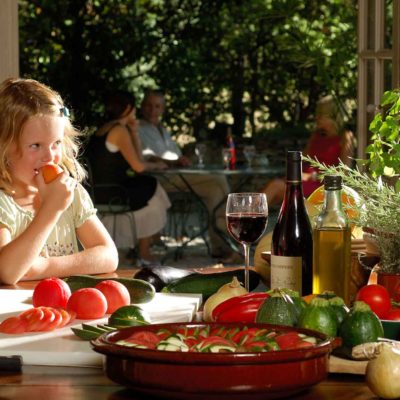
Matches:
[313,175,351,304]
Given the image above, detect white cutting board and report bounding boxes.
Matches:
[0,289,202,367]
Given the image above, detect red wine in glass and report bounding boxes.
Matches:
[226,213,268,244]
[226,193,268,291]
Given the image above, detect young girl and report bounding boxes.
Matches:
[0,78,118,285]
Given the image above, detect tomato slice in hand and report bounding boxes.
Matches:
[0,316,28,334]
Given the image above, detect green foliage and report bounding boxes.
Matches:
[18,0,357,139]
[364,89,400,179]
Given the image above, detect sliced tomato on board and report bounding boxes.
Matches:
[58,308,75,327]
[19,307,45,331]
[30,307,56,332]
[0,316,28,334]
[42,308,64,331]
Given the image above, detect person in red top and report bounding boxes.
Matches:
[262,95,355,207]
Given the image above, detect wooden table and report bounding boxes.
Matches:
[0,270,376,400]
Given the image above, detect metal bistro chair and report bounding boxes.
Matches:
[162,189,210,262]
[83,159,137,252]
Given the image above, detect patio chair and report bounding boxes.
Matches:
[83,158,137,252]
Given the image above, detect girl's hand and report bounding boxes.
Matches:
[36,171,76,213]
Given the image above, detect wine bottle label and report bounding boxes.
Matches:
[270,255,302,293]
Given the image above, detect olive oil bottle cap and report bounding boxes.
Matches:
[324,175,342,190]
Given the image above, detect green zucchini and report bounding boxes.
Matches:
[298,298,338,337]
[161,269,260,300]
[63,275,155,304]
[339,301,384,350]
[255,290,298,326]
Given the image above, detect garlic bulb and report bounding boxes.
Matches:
[366,343,400,399]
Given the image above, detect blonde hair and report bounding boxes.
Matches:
[0,78,86,193]
[315,95,345,133]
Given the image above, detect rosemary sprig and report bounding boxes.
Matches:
[304,156,400,272]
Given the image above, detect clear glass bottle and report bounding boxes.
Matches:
[271,151,313,295]
[313,175,351,304]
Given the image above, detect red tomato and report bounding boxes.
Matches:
[0,316,28,334]
[95,280,130,314]
[67,288,107,319]
[41,164,63,183]
[355,284,391,318]
[32,277,71,309]
[382,307,400,321]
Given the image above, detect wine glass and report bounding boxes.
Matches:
[195,143,207,168]
[243,145,256,168]
[222,148,232,169]
[226,193,268,291]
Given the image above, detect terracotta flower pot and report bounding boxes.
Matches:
[377,271,400,302]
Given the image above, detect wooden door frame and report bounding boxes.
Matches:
[357,0,400,159]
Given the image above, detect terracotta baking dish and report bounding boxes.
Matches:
[91,322,340,400]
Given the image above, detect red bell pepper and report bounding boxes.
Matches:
[212,293,269,323]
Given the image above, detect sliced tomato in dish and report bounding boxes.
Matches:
[0,316,28,334]
[125,331,161,349]
[197,336,235,348]
[294,340,314,349]
[275,332,302,350]
[232,327,260,345]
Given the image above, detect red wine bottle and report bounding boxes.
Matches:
[270,151,313,295]
[226,127,236,170]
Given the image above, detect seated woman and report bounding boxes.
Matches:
[86,90,170,265]
[262,95,355,207]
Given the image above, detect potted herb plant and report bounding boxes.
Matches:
[305,88,400,300]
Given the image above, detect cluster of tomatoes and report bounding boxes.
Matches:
[0,277,131,335]
[356,283,400,320]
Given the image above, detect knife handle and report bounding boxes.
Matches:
[0,355,22,372]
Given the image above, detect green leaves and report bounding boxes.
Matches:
[18,0,357,135]
[366,90,400,179]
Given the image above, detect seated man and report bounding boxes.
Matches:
[138,89,234,260]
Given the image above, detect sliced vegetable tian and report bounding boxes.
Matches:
[115,325,321,353]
